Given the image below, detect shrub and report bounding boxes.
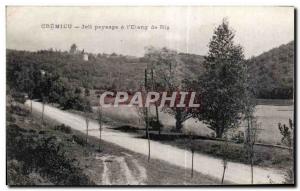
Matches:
[11,91,27,104]
[230,131,245,143]
[7,124,93,185]
[10,104,30,117]
[72,135,86,146]
[7,160,34,185]
[54,124,72,134]
[148,117,163,131]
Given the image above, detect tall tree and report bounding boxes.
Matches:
[144,47,191,131]
[70,43,77,54]
[39,71,51,123]
[97,105,103,152]
[244,117,260,184]
[197,19,249,138]
[84,88,91,145]
[136,69,152,162]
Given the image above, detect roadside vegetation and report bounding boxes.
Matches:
[7,96,93,185]
[7,95,223,185]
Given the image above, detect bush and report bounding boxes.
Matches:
[11,91,27,104]
[7,160,34,185]
[54,124,72,134]
[149,117,163,131]
[10,104,30,117]
[230,131,245,143]
[7,124,93,185]
[72,135,86,146]
[6,112,16,123]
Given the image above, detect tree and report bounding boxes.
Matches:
[244,117,260,184]
[185,131,195,178]
[278,119,293,148]
[70,44,77,54]
[196,19,248,138]
[17,65,35,113]
[38,71,52,123]
[97,105,103,151]
[84,88,91,145]
[243,61,258,184]
[278,118,294,184]
[220,134,230,184]
[150,68,162,135]
[136,105,151,162]
[136,69,151,162]
[144,47,190,131]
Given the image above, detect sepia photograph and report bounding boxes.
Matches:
[6,6,295,186]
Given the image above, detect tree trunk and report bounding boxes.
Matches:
[155,104,160,135]
[145,69,150,162]
[220,126,225,138]
[251,155,254,184]
[175,120,183,131]
[216,127,222,138]
[85,119,89,145]
[41,102,45,123]
[221,165,226,184]
[151,68,161,136]
[98,105,103,151]
[175,110,183,131]
[147,132,151,162]
[30,100,33,113]
[146,107,151,162]
[99,123,102,151]
[191,150,194,178]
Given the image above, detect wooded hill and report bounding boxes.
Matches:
[247,41,294,99]
[7,40,294,99]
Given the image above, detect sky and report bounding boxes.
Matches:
[6,6,294,58]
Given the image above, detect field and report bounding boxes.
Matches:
[94,101,294,145]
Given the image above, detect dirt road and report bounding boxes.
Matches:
[26,101,285,184]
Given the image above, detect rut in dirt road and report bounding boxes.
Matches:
[95,153,147,185]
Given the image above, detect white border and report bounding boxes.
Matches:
[0,1,298,191]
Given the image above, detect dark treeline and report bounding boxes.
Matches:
[6,40,294,100]
[247,41,294,99]
[7,50,91,111]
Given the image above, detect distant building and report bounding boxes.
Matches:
[40,70,46,76]
[83,53,89,61]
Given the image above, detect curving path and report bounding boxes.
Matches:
[26,100,285,184]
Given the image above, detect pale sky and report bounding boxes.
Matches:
[6,6,294,58]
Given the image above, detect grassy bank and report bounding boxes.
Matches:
[67,106,293,171]
[106,125,292,170]
[7,100,224,185]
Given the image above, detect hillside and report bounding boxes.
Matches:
[247,41,294,99]
[7,41,294,99]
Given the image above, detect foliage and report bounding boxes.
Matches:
[7,124,93,185]
[195,19,249,138]
[278,119,293,147]
[6,51,91,112]
[278,118,294,184]
[72,135,86,146]
[247,41,294,99]
[144,47,183,90]
[69,44,77,54]
[148,116,163,131]
[7,39,293,100]
[54,124,72,134]
[144,48,198,131]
